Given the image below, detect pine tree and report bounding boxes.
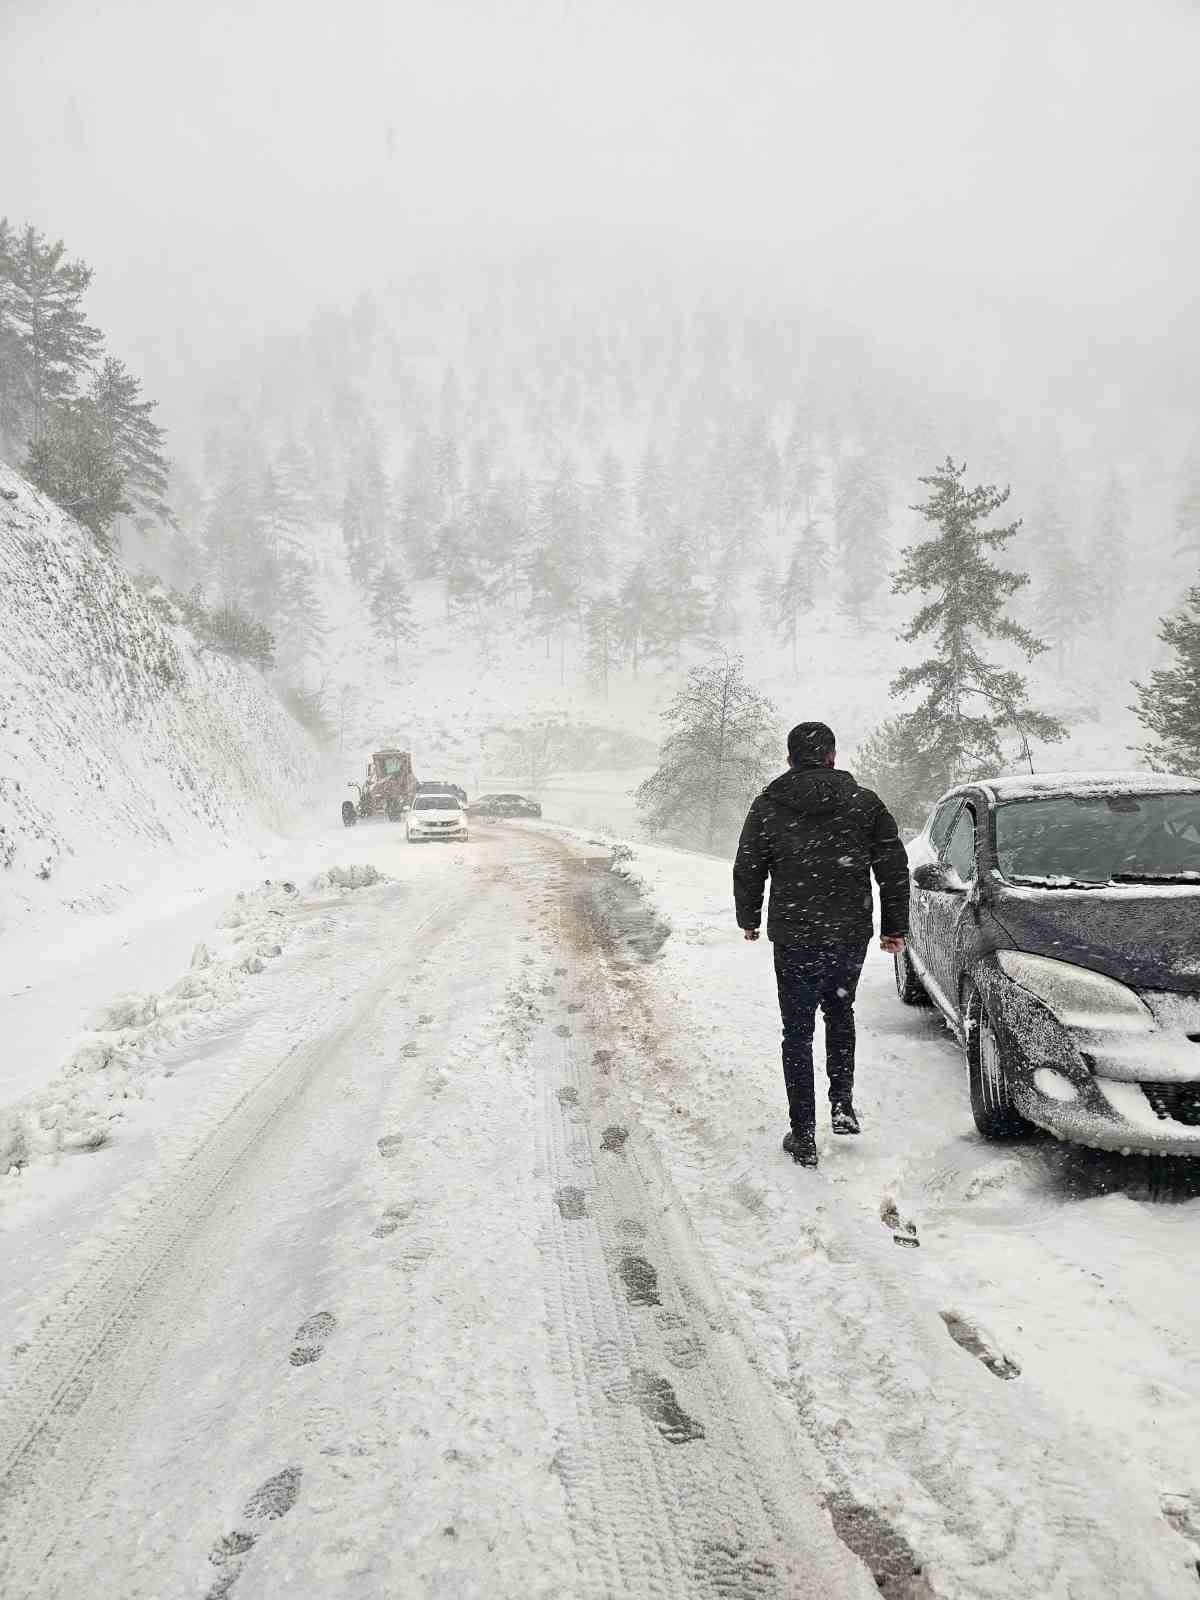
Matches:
[834,448,890,624]
[617,560,656,678]
[888,457,1066,797]
[274,546,326,674]
[1131,582,1200,773]
[0,218,23,456]
[635,654,777,852]
[635,445,673,543]
[1028,479,1096,666]
[648,521,709,664]
[775,520,829,673]
[584,594,619,698]
[369,562,416,663]
[7,224,103,444]
[591,448,628,554]
[89,355,172,529]
[202,441,262,606]
[24,396,128,544]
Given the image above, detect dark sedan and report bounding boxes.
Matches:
[897,772,1200,1155]
[467,792,542,819]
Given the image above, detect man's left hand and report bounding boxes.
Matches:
[880,934,905,955]
[743,928,761,941]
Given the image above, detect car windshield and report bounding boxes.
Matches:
[994,793,1200,884]
[413,796,455,811]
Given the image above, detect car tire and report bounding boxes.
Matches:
[895,947,931,1006]
[387,799,403,822]
[341,801,357,828]
[965,983,1031,1139]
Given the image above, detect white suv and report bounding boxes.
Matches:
[405,792,469,843]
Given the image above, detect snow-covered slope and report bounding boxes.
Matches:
[0,464,322,943]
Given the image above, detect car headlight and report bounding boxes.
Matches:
[995,951,1152,1033]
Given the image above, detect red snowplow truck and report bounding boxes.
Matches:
[342,749,418,826]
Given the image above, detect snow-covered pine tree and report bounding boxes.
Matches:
[0,218,23,456]
[24,396,128,545]
[6,223,103,445]
[202,443,262,607]
[648,521,710,664]
[775,520,829,674]
[888,457,1065,799]
[274,546,326,674]
[591,448,628,557]
[833,448,890,625]
[1028,478,1096,668]
[616,560,656,678]
[369,562,416,664]
[634,654,777,852]
[584,594,619,698]
[1131,582,1200,773]
[635,445,673,545]
[89,355,172,530]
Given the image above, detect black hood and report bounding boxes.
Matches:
[763,765,861,818]
[991,883,1200,995]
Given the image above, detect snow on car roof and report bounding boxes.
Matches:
[978,770,1200,801]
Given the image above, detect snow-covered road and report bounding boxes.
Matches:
[2,821,1198,1597]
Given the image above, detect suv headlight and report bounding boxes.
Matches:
[995,951,1153,1033]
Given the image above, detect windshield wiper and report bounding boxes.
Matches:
[1109,871,1200,884]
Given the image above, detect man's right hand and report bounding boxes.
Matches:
[880,934,906,955]
[743,928,761,941]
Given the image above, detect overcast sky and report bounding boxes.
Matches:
[4,0,1199,414]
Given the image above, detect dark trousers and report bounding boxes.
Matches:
[773,941,869,1133]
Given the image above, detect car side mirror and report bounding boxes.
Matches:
[913,861,968,895]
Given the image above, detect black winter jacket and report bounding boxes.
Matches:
[733,764,910,945]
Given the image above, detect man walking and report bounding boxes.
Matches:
[733,721,909,1168]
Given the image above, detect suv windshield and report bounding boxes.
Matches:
[995,793,1200,884]
[413,795,456,811]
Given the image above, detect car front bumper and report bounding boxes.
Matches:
[977,965,1200,1156]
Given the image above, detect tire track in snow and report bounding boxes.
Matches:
[533,845,878,1599]
[0,890,464,1596]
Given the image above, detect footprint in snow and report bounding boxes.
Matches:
[616,1253,661,1307]
[554,1024,572,1038]
[204,1468,302,1597]
[940,1309,1021,1380]
[554,1186,588,1219]
[372,1201,415,1238]
[289,1312,337,1367]
[600,1125,629,1152]
[377,1133,405,1158]
[567,1002,584,1014]
[557,1086,580,1106]
[880,1197,920,1248]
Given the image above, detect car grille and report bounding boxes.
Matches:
[1139,1082,1200,1126]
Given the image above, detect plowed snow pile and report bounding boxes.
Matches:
[0,464,321,941]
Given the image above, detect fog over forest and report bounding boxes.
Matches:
[4,0,1200,841]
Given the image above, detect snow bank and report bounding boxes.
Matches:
[0,464,322,943]
[0,872,379,1182]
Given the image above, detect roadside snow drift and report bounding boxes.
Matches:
[0,465,321,940]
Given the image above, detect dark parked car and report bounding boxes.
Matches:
[898,771,1200,1155]
[467,792,542,819]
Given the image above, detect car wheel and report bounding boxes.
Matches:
[341,801,357,828]
[895,946,931,1006]
[387,800,403,822]
[965,984,1031,1139]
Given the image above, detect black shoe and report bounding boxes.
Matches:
[782,1129,818,1168]
[831,1102,860,1136]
